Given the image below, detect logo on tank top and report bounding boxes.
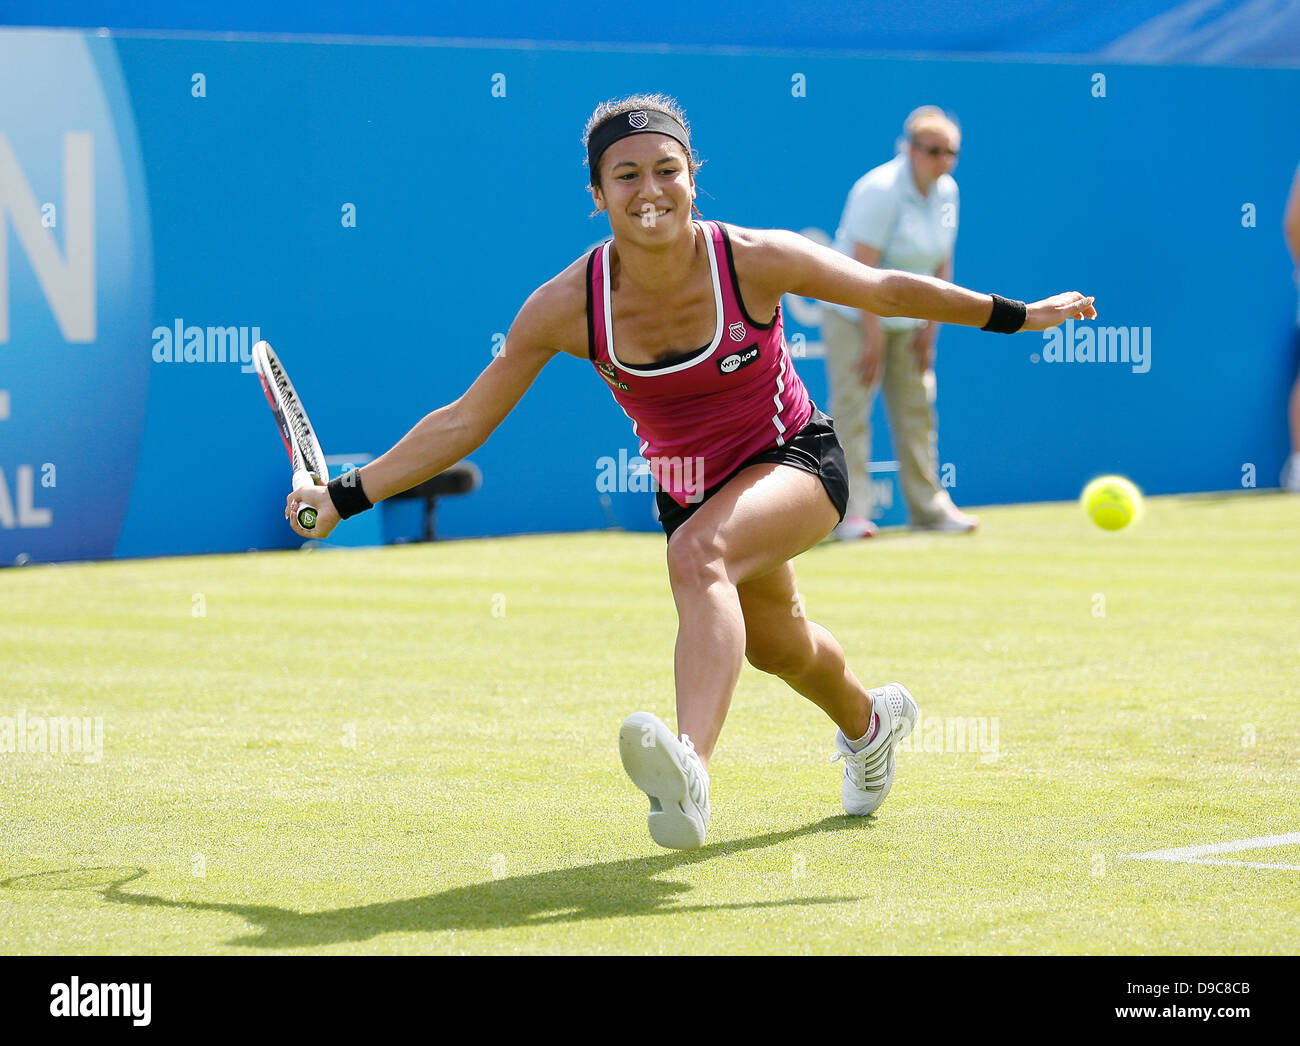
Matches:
[628,111,649,129]
[728,321,746,342]
[718,344,760,375]
[597,360,631,391]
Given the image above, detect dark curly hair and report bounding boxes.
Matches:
[583,93,704,196]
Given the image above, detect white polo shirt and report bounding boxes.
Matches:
[828,152,959,331]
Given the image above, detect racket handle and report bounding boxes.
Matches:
[292,468,319,530]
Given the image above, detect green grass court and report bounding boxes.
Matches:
[2,492,1297,954]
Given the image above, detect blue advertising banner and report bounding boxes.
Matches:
[0,31,152,561]
[1,29,1297,562]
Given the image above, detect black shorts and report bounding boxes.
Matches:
[655,407,849,539]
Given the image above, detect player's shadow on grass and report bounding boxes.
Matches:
[87,817,867,948]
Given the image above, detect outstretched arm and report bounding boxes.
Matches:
[753,228,1095,332]
[285,286,563,537]
[360,335,555,503]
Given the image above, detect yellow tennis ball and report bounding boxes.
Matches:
[1081,475,1143,530]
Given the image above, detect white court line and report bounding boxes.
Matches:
[1125,832,1300,870]
[1141,858,1300,871]
[0,390,9,420]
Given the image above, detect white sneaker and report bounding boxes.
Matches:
[619,712,710,849]
[912,509,978,533]
[831,682,919,816]
[834,515,879,540]
[1283,453,1300,494]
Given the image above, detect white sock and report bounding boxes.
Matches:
[845,713,879,752]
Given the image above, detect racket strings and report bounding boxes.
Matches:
[268,359,325,484]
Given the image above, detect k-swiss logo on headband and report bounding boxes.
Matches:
[628,111,649,129]
[718,344,760,375]
[728,321,746,342]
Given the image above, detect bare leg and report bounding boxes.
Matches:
[665,463,847,766]
[738,561,873,740]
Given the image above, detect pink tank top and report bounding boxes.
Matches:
[587,221,814,506]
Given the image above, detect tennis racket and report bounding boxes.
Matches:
[252,340,328,531]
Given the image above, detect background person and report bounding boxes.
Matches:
[1283,162,1300,492]
[821,106,976,537]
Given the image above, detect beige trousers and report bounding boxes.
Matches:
[821,308,957,524]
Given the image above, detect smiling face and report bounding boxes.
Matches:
[590,133,697,244]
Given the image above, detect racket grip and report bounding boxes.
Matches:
[291,468,320,531]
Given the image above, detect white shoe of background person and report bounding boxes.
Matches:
[1282,453,1300,493]
[831,682,919,816]
[912,507,979,533]
[834,515,879,540]
[619,712,710,850]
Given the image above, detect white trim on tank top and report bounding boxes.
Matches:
[603,221,725,377]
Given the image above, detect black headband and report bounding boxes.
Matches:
[587,109,691,183]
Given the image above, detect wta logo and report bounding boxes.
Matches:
[718,345,759,375]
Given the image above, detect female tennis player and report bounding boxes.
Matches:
[286,94,1096,850]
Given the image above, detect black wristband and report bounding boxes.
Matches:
[981,294,1028,334]
[327,470,373,519]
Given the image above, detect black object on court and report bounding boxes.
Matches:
[387,461,482,541]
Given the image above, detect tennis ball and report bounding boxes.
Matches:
[1081,475,1142,530]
